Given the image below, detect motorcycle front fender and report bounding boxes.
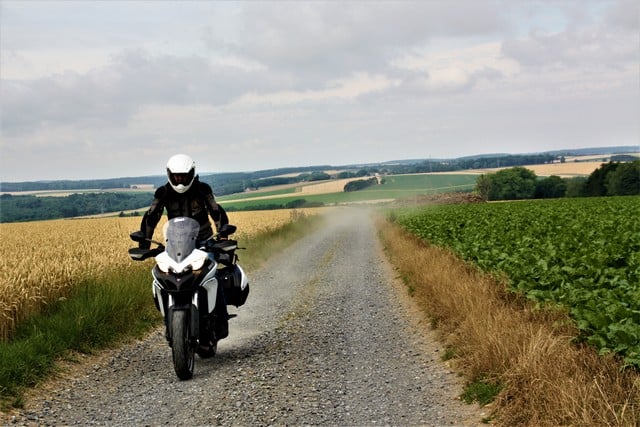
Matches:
[167,304,200,343]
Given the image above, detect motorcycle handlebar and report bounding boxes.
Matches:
[127,223,238,261]
[129,230,164,246]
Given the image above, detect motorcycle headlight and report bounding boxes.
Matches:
[154,249,208,274]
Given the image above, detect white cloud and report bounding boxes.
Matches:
[501,28,638,69]
[0,0,638,181]
[232,73,400,106]
[605,0,640,30]
[0,48,116,79]
[391,41,520,92]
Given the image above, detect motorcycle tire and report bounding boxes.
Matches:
[171,310,195,380]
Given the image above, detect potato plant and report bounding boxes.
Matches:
[396,196,640,367]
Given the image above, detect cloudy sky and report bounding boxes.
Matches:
[1,1,638,182]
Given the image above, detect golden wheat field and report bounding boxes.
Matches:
[0,208,325,341]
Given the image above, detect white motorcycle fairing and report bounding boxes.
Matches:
[151,219,221,317]
[155,248,208,274]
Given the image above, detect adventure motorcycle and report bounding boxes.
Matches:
[129,217,249,380]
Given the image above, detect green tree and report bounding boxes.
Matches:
[337,171,356,179]
[535,175,567,199]
[565,177,587,198]
[475,174,491,201]
[486,167,537,201]
[344,178,377,192]
[584,162,619,196]
[605,161,640,195]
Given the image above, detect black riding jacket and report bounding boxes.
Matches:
[139,176,228,246]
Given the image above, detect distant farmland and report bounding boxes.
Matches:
[218,173,478,210]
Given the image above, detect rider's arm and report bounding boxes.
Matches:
[213,203,229,232]
[139,186,166,248]
[201,184,229,231]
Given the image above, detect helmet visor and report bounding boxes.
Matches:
[168,169,194,187]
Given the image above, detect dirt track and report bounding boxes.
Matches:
[7,208,484,426]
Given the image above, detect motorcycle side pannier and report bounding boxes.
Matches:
[209,239,238,267]
[218,265,249,307]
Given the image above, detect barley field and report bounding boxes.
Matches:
[298,177,363,195]
[0,208,325,341]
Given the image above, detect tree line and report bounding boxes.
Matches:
[2,155,637,222]
[0,166,335,195]
[0,192,153,223]
[343,177,380,192]
[0,153,563,195]
[476,161,640,201]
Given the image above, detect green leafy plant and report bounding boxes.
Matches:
[396,196,640,368]
[462,380,503,405]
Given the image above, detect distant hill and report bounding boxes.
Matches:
[1,146,637,194]
[543,146,638,156]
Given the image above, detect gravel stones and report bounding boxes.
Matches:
[7,208,483,426]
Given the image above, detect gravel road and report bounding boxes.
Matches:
[8,208,484,426]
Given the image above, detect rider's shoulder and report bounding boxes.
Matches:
[154,185,169,199]
[195,179,213,195]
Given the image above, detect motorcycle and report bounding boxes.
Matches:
[128,217,249,380]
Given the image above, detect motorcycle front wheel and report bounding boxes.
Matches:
[171,310,195,380]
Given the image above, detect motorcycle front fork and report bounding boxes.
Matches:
[164,302,200,347]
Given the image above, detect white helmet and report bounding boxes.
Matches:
[166,154,196,193]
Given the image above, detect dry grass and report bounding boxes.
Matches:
[0,208,326,341]
[378,219,640,426]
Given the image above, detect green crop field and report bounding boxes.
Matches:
[394,196,640,367]
[217,186,298,201]
[375,173,477,192]
[219,173,478,210]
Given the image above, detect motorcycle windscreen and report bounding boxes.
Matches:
[163,217,200,263]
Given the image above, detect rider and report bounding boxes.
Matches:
[138,154,231,343]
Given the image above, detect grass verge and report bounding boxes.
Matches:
[0,212,324,410]
[238,210,324,271]
[0,267,155,409]
[377,216,640,426]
